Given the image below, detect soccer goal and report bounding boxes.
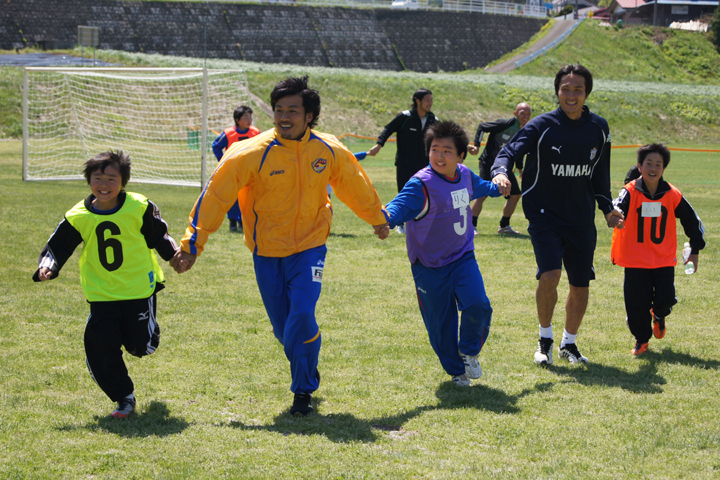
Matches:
[22,67,251,187]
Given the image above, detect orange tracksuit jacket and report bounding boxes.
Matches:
[181,128,387,257]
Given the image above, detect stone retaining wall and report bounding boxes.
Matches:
[2,0,545,72]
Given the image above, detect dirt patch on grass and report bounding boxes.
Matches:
[652,28,670,46]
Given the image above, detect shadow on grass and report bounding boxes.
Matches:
[646,346,720,369]
[328,232,357,239]
[476,232,531,240]
[229,381,551,443]
[56,401,190,437]
[549,360,666,394]
[549,346,720,393]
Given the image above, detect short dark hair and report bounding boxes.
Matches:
[270,75,321,129]
[637,143,671,168]
[554,64,593,97]
[411,88,432,110]
[83,150,131,187]
[424,121,468,159]
[233,105,253,123]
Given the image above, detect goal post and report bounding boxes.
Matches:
[22,67,252,188]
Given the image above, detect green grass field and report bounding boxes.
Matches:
[2,138,719,479]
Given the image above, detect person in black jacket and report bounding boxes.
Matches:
[368,88,438,233]
[491,64,624,366]
[468,103,531,235]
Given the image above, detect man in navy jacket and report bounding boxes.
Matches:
[492,64,623,366]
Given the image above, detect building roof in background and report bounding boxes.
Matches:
[615,0,646,8]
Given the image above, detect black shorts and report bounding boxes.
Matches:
[527,221,597,287]
[479,160,520,197]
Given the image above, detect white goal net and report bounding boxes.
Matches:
[22,68,251,187]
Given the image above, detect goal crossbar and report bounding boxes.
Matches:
[23,67,251,188]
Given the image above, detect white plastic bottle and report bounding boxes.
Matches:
[682,242,695,275]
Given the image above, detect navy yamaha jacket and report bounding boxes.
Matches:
[492,106,613,227]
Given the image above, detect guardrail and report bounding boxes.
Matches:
[514,14,585,68]
[190,0,548,18]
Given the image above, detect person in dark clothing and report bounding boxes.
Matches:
[491,64,624,366]
[468,102,531,235]
[611,143,705,356]
[368,88,438,234]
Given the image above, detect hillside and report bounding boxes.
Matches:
[511,20,720,84]
[2,20,720,145]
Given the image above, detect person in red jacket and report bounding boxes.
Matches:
[212,105,261,231]
[611,143,705,355]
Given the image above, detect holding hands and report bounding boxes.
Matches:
[492,174,512,197]
[170,248,197,274]
[606,208,625,229]
[374,223,390,240]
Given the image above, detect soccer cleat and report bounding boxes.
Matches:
[558,343,589,364]
[289,393,313,416]
[459,351,482,379]
[452,373,471,387]
[498,225,520,235]
[534,337,554,365]
[111,396,136,418]
[631,341,649,355]
[651,309,666,339]
[395,224,406,235]
[473,227,479,236]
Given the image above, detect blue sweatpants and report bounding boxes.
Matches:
[227,200,242,222]
[410,251,492,377]
[254,245,325,394]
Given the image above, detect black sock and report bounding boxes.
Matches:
[472,216,478,227]
[500,216,510,228]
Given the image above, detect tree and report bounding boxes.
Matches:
[711,6,720,51]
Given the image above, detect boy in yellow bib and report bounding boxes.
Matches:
[33,150,179,418]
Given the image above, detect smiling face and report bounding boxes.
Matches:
[236,112,253,131]
[429,137,464,178]
[415,94,433,117]
[514,103,532,127]
[556,73,587,120]
[273,94,313,140]
[638,152,665,192]
[90,164,122,211]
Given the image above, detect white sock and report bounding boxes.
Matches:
[540,325,553,339]
[561,330,577,348]
[125,393,135,401]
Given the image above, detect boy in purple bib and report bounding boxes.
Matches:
[383,121,501,386]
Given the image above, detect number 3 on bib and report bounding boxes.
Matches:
[451,188,470,236]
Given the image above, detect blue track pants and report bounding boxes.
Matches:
[254,245,325,394]
[410,251,492,377]
[227,200,242,222]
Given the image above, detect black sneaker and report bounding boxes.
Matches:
[559,343,589,364]
[534,337,554,365]
[289,393,313,416]
[111,395,136,418]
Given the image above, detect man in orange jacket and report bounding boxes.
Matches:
[172,76,389,416]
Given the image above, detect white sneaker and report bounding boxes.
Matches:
[460,351,482,379]
[498,225,520,235]
[395,225,406,235]
[452,373,471,386]
[558,343,588,364]
[534,337,554,365]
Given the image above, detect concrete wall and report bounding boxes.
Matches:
[1,0,546,72]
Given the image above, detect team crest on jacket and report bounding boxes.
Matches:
[312,158,327,173]
[590,148,597,161]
